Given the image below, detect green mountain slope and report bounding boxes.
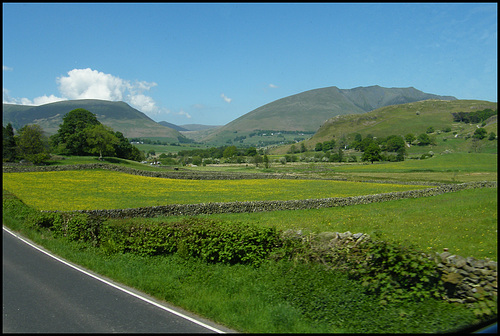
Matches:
[201,85,457,145]
[2,99,184,141]
[271,99,497,154]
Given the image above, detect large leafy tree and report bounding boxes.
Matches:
[361,142,382,164]
[417,133,431,146]
[113,131,145,161]
[223,145,238,159]
[384,135,406,153]
[473,127,487,140]
[15,124,50,164]
[52,108,101,155]
[50,108,144,161]
[85,124,119,160]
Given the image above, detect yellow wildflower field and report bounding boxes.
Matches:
[2,170,428,211]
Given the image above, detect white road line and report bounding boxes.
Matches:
[3,226,226,334]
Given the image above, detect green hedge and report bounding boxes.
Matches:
[24,211,282,266]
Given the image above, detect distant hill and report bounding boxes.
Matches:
[3,99,186,142]
[156,122,221,132]
[201,85,457,144]
[158,121,189,132]
[270,99,497,154]
[180,124,221,131]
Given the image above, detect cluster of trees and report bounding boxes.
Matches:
[173,145,270,167]
[3,108,145,164]
[451,109,497,124]
[3,123,50,164]
[472,127,496,140]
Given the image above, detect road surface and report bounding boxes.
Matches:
[3,226,234,333]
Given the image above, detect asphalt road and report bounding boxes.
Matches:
[2,227,233,333]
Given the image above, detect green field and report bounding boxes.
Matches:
[334,152,497,173]
[157,187,495,260]
[2,170,428,211]
[2,153,497,333]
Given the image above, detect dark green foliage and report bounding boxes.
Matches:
[271,262,380,330]
[25,211,102,246]
[2,191,39,223]
[173,219,281,265]
[382,135,406,153]
[23,213,281,265]
[452,109,497,124]
[346,239,445,304]
[417,133,432,146]
[267,261,475,333]
[48,109,143,161]
[361,142,382,163]
[473,127,488,140]
[405,133,416,144]
[15,124,51,164]
[26,211,64,230]
[354,136,375,152]
[275,232,445,304]
[85,124,119,159]
[52,108,101,156]
[3,123,17,162]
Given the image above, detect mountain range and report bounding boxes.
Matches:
[3,85,458,145]
[200,86,457,143]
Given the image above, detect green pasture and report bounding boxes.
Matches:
[333,153,497,173]
[149,187,495,260]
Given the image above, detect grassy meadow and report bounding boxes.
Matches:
[3,170,428,211]
[148,187,495,260]
[2,150,497,333]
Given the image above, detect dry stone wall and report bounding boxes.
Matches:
[431,251,497,304]
[284,230,497,304]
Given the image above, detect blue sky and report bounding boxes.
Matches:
[3,3,497,126]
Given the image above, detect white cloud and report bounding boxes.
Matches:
[57,68,127,101]
[164,108,192,119]
[221,93,232,103]
[3,88,65,105]
[3,68,189,120]
[269,83,278,88]
[55,68,163,116]
[3,65,13,71]
[128,94,159,115]
[32,95,67,105]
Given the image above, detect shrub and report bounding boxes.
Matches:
[26,211,63,230]
[277,231,445,304]
[346,239,444,304]
[473,128,487,140]
[2,194,38,223]
[175,218,282,266]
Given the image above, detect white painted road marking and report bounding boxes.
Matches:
[3,226,228,334]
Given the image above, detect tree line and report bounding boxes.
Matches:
[3,108,145,164]
[451,108,497,124]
